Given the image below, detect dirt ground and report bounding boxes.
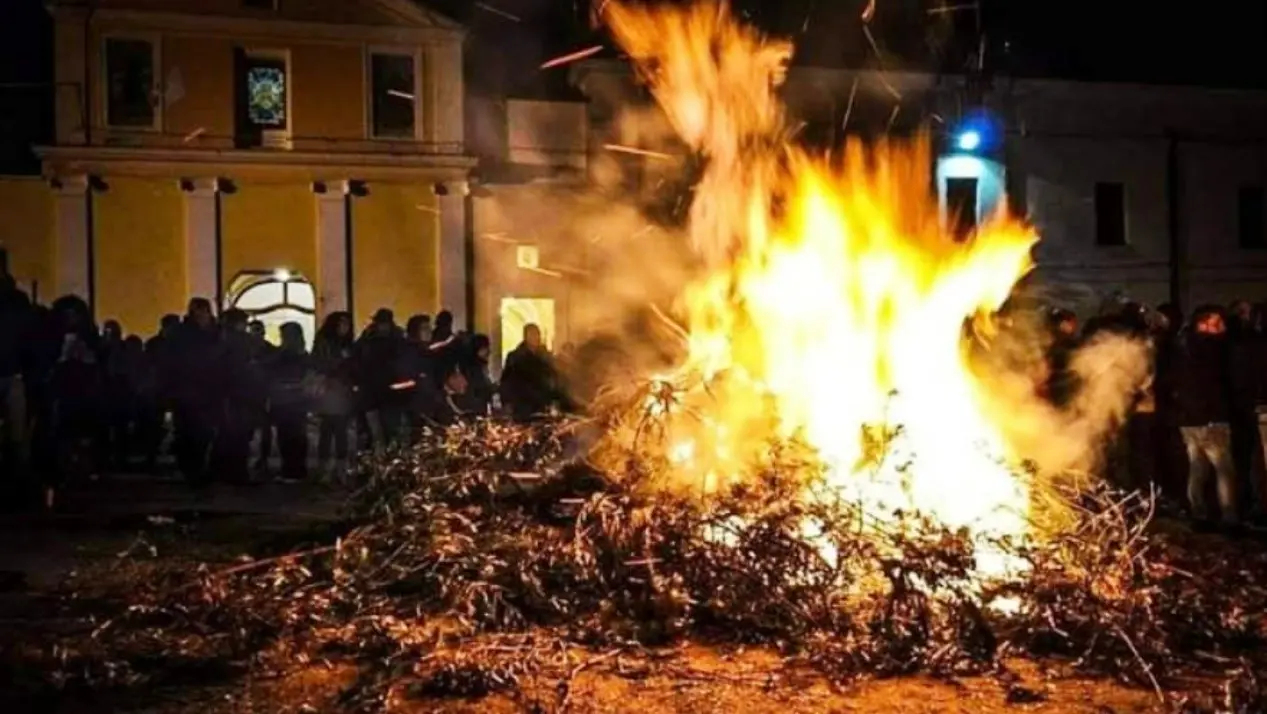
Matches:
[0,484,1229,713]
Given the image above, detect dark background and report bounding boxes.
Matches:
[2,0,1265,171]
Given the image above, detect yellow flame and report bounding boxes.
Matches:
[605,2,1039,575]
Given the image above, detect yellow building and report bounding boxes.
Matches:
[0,0,474,341]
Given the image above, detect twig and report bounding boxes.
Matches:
[557,648,625,712]
[1113,625,1165,704]
[210,545,339,580]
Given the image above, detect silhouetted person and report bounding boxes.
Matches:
[354,308,405,450]
[1226,301,1266,521]
[1173,306,1238,528]
[269,322,312,483]
[138,314,181,471]
[429,364,472,427]
[500,323,561,422]
[171,298,220,486]
[210,309,261,484]
[313,312,355,476]
[48,334,106,490]
[462,334,495,416]
[245,319,276,475]
[0,271,33,493]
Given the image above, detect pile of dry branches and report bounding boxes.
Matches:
[5,411,1267,711]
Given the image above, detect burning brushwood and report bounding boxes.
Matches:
[5,2,1267,712]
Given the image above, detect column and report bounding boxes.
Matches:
[315,180,349,316]
[53,175,90,301]
[436,181,468,329]
[428,41,464,152]
[182,178,219,304]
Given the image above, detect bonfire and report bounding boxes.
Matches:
[3,2,1266,713]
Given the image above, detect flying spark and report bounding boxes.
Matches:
[540,45,603,69]
[603,143,674,160]
[474,1,521,22]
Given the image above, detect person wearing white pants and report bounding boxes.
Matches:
[1172,306,1238,527]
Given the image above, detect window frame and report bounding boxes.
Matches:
[944,176,979,241]
[240,47,293,149]
[1093,181,1128,247]
[101,33,162,132]
[1237,185,1266,250]
[365,45,424,142]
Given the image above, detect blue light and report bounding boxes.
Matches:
[956,130,981,152]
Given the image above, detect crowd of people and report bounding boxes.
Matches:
[4,265,1267,530]
[0,271,569,503]
[1043,298,1267,530]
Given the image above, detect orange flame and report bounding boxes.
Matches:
[605,1,1039,575]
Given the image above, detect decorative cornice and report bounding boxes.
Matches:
[50,6,464,46]
[38,145,477,181]
[50,174,90,195]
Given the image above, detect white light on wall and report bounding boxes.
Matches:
[274,268,292,282]
[956,130,981,152]
[939,154,986,179]
[516,245,540,269]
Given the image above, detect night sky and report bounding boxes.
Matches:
[428,0,1267,92]
[1,0,1265,116]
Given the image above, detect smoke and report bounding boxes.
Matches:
[477,0,1155,514]
[973,315,1153,480]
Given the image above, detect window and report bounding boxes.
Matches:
[369,52,417,138]
[1238,186,1266,249]
[235,50,289,148]
[1094,182,1127,246]
[226,271,317,349]
[104,38,156,128]
[945,177,978,241]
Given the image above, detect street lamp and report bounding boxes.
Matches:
[956,129,982,152]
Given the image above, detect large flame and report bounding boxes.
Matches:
[604,2,1039,571]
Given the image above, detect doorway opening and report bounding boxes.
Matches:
[225,269,316,349]
[499,297,555,368]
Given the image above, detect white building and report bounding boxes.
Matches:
[469,60,1267,354]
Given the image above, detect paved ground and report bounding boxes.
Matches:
[0,473,348,590]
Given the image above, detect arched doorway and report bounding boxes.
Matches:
[224,269,317,349]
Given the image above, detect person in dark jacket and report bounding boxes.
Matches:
[1173,305,1238,527]
[48,334,107,489]
[428,364,473,427]
[269,322,312,483]
[1226,301,1266,521]
[354,308,404,450]
[395,314,439,437]
[500,323,562,422]
[312,311,355,475]
[0,272,34,490]
[244,319,277,475]
[137,314,181,472]
[208,309,260,484]
[171,298,220,486]
[462,334,495,416]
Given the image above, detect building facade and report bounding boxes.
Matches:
[0,0,474,342]
[568,60,1267,315]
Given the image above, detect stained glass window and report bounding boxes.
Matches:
[105,38,155,127]
[246,61,287,128]
[370,53,416,138]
